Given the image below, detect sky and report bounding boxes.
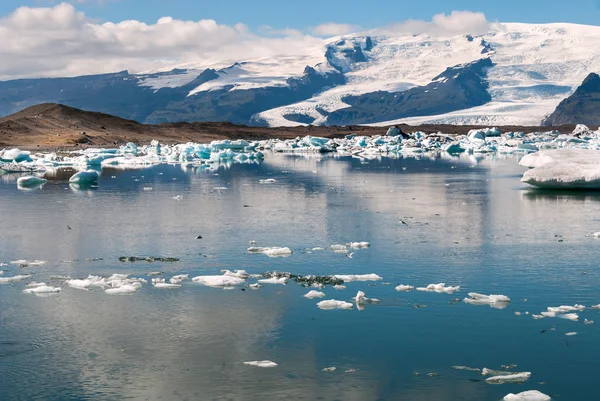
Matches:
[1,0,597,29]
[0,0,599,80]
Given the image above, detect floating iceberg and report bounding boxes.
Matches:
[333,274,382,282]
[258,277,289,285]
[243,360,278,368]
[417,283,460,294]
[192,275,246,287]
[105,284,139,295]
[23,285,61,294]
[395,284,415,292]
[464,293,511,309]
[503,390,550,401]
[0,274,33,284]
[16,176,47,188]
[69,170,99,184]
[317,299,354,310]
[521,149,600,189]
[486,372,531,384]
[348,242,370,249]
[247,246,292,257]
[304,290,326,299]
[65,279,93,290]
[152,278,181,289]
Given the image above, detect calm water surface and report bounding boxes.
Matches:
[1,152,599,400]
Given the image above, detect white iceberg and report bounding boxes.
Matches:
[333,274,382,282]
[521,149,600,189]
[0,274,33,284]
[105,284,139,295]
[464,293,511,308]
[395,284,414,291]
[417,283,460,294]
[304,290,325,299]
[247,246,292,257]
[64,279,93,290]
[258,277,289,285]
[23,285,61,294]
[317,299,354,310]
[192,275,246,287]
[485,372,531,384]
[243,360,278,368]
[348,242,370,249]
[503,390,550,401]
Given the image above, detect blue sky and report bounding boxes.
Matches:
[3,0,600,29]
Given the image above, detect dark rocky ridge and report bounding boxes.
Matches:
[543,73,600,127]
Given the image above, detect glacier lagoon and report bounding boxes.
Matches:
[0,152,599,400]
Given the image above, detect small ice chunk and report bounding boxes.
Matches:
[0,274,33,284]
[591,304,600,309]
[65,279,93,290]
[69,170,99,184]
[247,246,292,257]
[222,269,250,279]
[169,274,189,284]
[243,360,277,368]
[584,319,594,325]
[546,305,585,313]
[565,332,577,336]
[317,299,354,310]
[154,282,181,289]
[25,281,46,287]
[192,275,246,287]
[395,284,414,291]
[259,179,277,184]
[249,283,262,290]
[558,313,579,321]
[417,283,460,294]
[304,290,326,299]
[258,277,289,285]
[330,244,348,252]
[17,176,47,188]
[485,372,531,384]
[452,366,481,372]
[311,247,325,251]
[105,285,139,295]
[355,290,366,305]
[503,390,551,401]
[464,292,511,309]
[322,367,337,372]
[333,284,346,290]
[23,285,61,294]
[348,242,370,249]
[334,274,382,282]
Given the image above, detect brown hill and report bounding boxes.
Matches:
[0,103,577,150]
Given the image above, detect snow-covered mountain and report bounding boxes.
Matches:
[1,22,600,127]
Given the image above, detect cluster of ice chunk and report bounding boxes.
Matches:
[464,293,511,309]
[416,283,460,294]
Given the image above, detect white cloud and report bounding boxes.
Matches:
[0,5,498,80]
[310,23,360,37]
[0,3,325,79]
[383,11,497,36]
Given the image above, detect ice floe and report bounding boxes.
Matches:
[304,290,326,299]
[0,274,33,284]
[243,360,278,368]
[258,277,289,285]
[463,293,511,309]
[333,274,382,282]
[417,283,460,294]
[395,284,415,291]
[16,176,47,188]
[152,278,181,289]
[23,285,61,294]
[192,275,246,287]
[247,246,293,257]
[503,390,550,401]
[317,300,354,310]
[485,372,531,384]
[69,170,99,184]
